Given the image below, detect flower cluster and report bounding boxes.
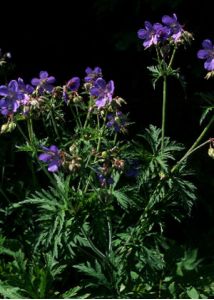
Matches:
[0,71,57,117]
[137,13,184,49]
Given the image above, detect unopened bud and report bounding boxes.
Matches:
[208,147,214,159]
[69,144,77,153]
[101,151,108,158]
[1,122,16,134]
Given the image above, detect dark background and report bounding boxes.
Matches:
[1,0,213,139]
[1,0,214,251]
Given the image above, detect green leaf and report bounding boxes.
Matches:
[62,286,90,298]
[168,281,176,297]
[0,281,26,299]
[111,190,130,210]
[186,287,199,299]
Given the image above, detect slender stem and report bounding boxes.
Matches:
[70,105,81,129]
[168,45,177,69]
[83,113,106,193]
[161,76,167,151]
[81,227,106,260]
[155,46,161,65]
[171,116,214,172]
[113,132,118,145]
[75,105,82,129]
[27,118,34,144]
[16,122,29,142]
[107,216,112,253]
[83,99,92,129]
[16,119,55,186]
[50,109,60,140]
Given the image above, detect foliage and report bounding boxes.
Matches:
[0,15,214,299]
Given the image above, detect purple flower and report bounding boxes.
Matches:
[84,67,102,83]
[18,78,34,95]
[63,77,80,102]
[90,78,114,108]
[106,111,127,132]
[66,77,80,91]
[162,13,183,42]
[38,145,62,172]
[197,39,214,71]
[0,80,24,116]
[17,78,34,105]
[137,21,170,49]
[31,71,56,93]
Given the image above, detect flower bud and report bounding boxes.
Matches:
[1,122,16,134]
[208,146,214,159]
[69,144,77,153]
[101,151,108,158]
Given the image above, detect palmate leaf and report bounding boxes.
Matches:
[200,106,214,125]
[73,260,110,289]
[111,190,130,210]
[10,174,76,258]
[137,125,184,183]
[147,63,180,89]
[0,281,26,299]
[196,91,214,124]
[62,286,90,299]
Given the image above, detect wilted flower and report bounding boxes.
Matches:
[84,67,102,83]
[90,78,114,108]
[31,71,56,93]
[38,145,62,172]
[197,39,214,71]
[0,80,24,116]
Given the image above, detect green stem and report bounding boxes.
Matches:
[168,45,177,69]
[15,122,29,142]
[81,227,106,260]
[50,109,60,140]
[83,99,92,129]
[83,113,106,193]
[75,105,82,129]
[113,132,118,145]
[161,76,167,152]
[155,46,161,65]
[171,116,214,172]
[27,118,34,144]
[16,119,55,186]
[70,105,81,129]
[107,216,112,253]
